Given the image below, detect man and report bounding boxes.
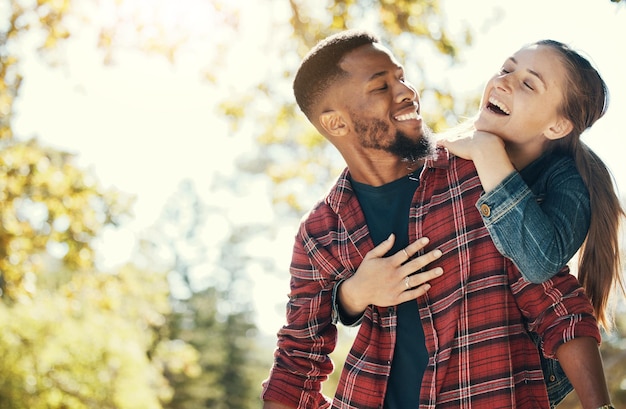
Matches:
[261,29,610,409]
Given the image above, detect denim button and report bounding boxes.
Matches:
[549,375,556,382]
[479,203,491,217]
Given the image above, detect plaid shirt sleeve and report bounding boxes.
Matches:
[261,219,337,408]
[261,186,369,408]
[509,265,600,357]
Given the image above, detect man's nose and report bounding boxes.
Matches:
[395,81,417,103]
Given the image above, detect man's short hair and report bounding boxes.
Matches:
[293,29,380,120]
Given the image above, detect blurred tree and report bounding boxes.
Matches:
[164,288,261,409]
[0,1,198,407]
[137,179,266,409]
[0,264,189,409]
[1,0,72,140]
[0,136,200,407]
[0,138,130,300]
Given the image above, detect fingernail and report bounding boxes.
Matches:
[433,249,442,258]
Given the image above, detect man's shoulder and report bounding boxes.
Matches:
[424,153,482,197]
[426,148,479,176]
[298,190,349,238]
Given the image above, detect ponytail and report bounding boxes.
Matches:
[571,143,624,330]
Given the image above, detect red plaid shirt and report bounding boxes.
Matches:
[262,150,600,409]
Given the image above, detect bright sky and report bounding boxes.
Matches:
[12,0,626,335]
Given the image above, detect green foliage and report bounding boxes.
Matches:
[137,180,267,409]
[1,0,75,140]
[0,135,191,407]
[165,289,261,409]
[1,3,199,407]
[0,265,184,409]
[0,138,132,300]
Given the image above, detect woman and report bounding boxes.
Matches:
[439,39,623,408]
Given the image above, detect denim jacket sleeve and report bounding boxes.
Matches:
[475,156,591,283]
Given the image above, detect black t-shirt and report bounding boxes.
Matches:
[351,174,428,408]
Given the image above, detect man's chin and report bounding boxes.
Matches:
[391,130,434,162]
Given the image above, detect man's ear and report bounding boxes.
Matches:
[546,117,573,140]
[319,110,349,138]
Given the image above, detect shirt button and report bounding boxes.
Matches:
[479,203,491,217]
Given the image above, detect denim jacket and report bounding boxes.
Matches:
[476,152,591,407]
[476,152,590,283]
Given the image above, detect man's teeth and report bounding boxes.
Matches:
[395,112,419,121]
[488,97,510,115]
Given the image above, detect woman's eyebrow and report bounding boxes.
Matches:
[508,56,547,88]
[525,68,546,89]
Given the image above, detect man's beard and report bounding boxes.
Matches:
[352,115,434,162]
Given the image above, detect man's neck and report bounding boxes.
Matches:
[348,159,424,187]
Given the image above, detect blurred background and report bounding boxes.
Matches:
[1,0,625,408]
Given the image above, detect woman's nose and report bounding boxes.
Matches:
[494,75,512,93]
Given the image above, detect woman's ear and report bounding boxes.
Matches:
[319,110,349,138]
[546,117,573,140]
